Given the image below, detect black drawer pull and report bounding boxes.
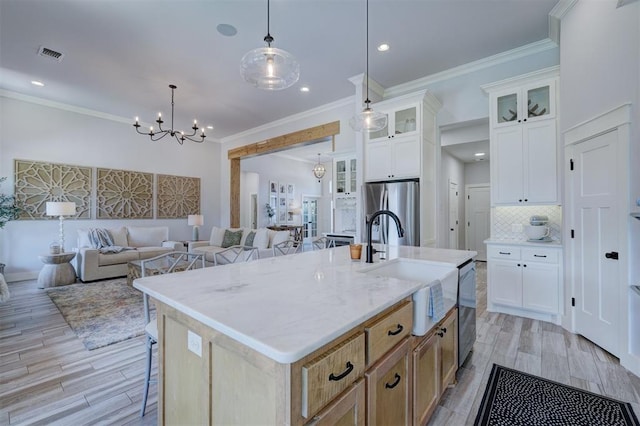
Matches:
[499,251,511,255]
[329,361,354,382]
[385,373,401,389]
[534,254,547,258]
[388,324,404,336]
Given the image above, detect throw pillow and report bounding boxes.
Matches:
[221,229,243,248]
[244,231,256,247]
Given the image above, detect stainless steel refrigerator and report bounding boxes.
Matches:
[363,180,420,246]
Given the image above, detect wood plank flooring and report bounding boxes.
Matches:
[1,262,638,425]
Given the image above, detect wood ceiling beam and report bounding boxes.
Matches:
[228,121,340,227]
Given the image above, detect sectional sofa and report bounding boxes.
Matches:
[189,226,291,264]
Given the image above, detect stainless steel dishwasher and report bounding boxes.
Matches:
[458,260,476,367]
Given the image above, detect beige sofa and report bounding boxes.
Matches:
[189,226,290,264]
[75,226,182,282]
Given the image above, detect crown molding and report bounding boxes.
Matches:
[384,39,558,98]
[549,0,579,44]
[480,65,559,93]
[220,96,353,145]
[0,89,222,143]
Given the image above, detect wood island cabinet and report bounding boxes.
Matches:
[155,298,458,426]
[411,308,458,426]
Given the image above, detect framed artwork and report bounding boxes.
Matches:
[278,208,286,223]
[287,184,295,199]
[270,181,278,195]
[279,183,286,194]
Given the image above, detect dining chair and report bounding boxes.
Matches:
[140,251,204,417]
[311,236,336,250]
[273,239,303,256]
[213,245,259,266]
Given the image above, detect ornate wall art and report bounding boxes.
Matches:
[14,159,91,220]
[156,174,201,219]
[96,168,153,219]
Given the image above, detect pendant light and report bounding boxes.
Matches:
[349,0,388,132]
[312,153,326,181]
[240,0,300,90]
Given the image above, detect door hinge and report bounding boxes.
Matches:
[571,229,575,238]
[468,195,470,200]
[468,221,470,226]
[570,159,574,171]
[456,191,458,196]
[571,297,575,307]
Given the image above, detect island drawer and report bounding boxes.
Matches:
[488,245,521,260]
[365,300,413,366]
[301,333,365,419]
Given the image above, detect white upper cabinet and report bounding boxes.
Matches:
[483,67,560,206]
[368,105,419,142]
[494,79,556,128]
[335,156,357,196]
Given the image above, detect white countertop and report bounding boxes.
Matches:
[484,238,563,248]
[134,245,475,364]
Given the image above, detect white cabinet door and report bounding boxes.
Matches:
[365,141,392,181]
[522,263,559,314]
[393,136,421,179]
[523,120,557,203]
[493,126,523,204]
[489,260,522,307]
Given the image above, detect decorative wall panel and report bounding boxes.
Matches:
[156,174,200,218]
[14,159,91,220]
[97,168,153,219]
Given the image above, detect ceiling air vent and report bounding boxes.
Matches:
[38,46,64,62]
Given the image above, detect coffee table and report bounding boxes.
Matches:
[127,251,205,286]
[38,252,77,288]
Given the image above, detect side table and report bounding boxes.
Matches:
[38,252,77,288]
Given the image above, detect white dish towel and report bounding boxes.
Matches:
[428,280,445,322]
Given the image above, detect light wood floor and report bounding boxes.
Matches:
[1,263,639,425]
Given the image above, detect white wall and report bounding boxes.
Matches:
[465,161,490,185]
[240,172,259,228]
[241,154,325,230]
[439,150,465,249]
[0,96,222,280]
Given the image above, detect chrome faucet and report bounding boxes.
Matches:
[366,210,405,263]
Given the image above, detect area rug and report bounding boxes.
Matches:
[46,278,152,350]
[474,364,639,426]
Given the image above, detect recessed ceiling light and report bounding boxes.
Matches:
[207,125,214,130]
[31,80,44,87]
[377,43,390,52]
[300,86,310,92]
[474,152,485,156]
[216,23,237,37]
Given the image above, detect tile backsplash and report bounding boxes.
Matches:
[493,205,562,242]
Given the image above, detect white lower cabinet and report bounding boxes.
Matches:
[487,244,562,320]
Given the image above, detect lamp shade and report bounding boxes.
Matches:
[46,202,76,217]
[240,46,300,90]
[188,214,204,226]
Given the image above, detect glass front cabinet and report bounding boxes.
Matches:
[493,79,556,128]
[368,105,418,142]
[335,156,357,196]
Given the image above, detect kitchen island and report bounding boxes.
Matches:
[134,245,475,425]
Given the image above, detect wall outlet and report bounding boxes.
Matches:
[187,330,202,357]
[511,223,523,233]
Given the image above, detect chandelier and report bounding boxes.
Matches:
[349,0,388,133]
[134,84,206,145]
[240,0,300,90]
[312,153,326,180]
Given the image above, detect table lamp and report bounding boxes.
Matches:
[46,201,76,252]
[188,214,204,241]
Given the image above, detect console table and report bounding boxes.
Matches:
[267,225,303,243]
[38,252,76,288]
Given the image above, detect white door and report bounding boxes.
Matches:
[448,181,459,249]
[302,197,319,243]
[466,185,490,261]
[571,130,620,355]
[493,126,523,204]
[523,120,557,203]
